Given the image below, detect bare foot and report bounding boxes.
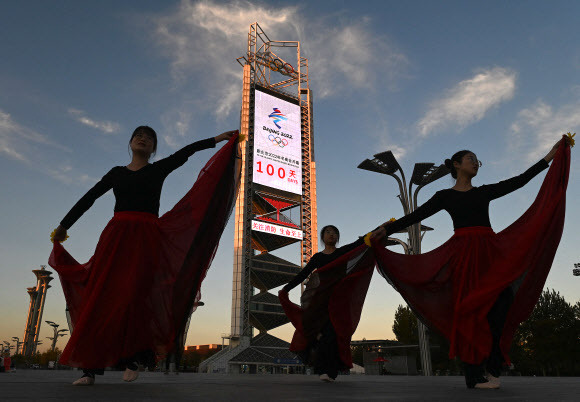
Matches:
[123,367,139,382]
[72,376,95,386]
[123,362,140,382]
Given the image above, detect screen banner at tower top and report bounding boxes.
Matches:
[253,87,302,195]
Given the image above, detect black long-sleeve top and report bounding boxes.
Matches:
[384,159,549,236]
[283,238,365,292]
[60,138,216,229]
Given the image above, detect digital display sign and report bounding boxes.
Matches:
[253,88,302,195]
[251,220,303,240]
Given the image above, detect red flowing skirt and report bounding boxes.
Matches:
[49,135,241,369]
[279,246,375,368]
[373,140,570,364]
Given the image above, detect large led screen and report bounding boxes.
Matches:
[253,88,302,195]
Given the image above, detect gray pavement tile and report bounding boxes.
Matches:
[0,371,578,401]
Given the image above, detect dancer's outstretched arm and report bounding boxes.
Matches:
[53,169,116,242]
[484,137,568,201]
[483,160,548,201]
[282,256,320,293]
[282,237,365,292]
[371,193,444,240]
[156,130,236,175]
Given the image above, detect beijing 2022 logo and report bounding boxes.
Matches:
[268,108,287,129]
[267,107,291,148]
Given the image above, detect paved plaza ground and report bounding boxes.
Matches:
[1,370,578,401]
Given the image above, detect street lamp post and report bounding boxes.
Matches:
[3,341,15,357]
[358,150,449,376]
[65,306,73,333]
[27,341,43,367]
[45,321,68,352]
[32,340,43,357]
[11,337,22,355]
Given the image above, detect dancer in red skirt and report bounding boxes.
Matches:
[49,126,241,385]
[279,225,374,382]
[371,135,571,388]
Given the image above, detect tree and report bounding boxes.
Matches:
[392,290,580,376]
[391,305,461,373]
[181,350,203,371]
[39,348,61,366]
[392,305,418,344]
[512,289,579,376]
[180,348,223,372]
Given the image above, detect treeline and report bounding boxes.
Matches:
[390,288,580,376]
[10,347,219,372]
[9,349,67,369]
[178,348,221,372]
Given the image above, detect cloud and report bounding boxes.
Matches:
[152,0,298,144]
[417,67,517,137]
[160,105,194,147]
[150,0,410,146]
[307,20,410,98]
[68,108,121,134]
[510,99,580,162]
[387,144,407,161]
[365,116,407,161]
[0,109,94,185]
[154,0,301,81]
[0,109,62,163]
[45,165,98,186]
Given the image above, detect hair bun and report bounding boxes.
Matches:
[444,159,453,169]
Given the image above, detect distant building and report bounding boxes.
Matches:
[185,344,223,356]
[352,339,419,375]
[200,333,303,374]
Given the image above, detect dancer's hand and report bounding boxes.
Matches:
[52,225,68,242]
[544,135,572,162]
[370,226,387,240]
[370,218,396,240]
[215,130,238,143]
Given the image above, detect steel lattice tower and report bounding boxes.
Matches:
[201,23,317,374]
[22,266,53,356]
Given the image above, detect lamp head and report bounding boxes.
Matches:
[373,151,401,174]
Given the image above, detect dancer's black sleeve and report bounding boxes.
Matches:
[283,237,365,292]
[283,254,322,292]
[60,169,115,229]
[156,138,216,175]
[482,159,549,200]
[384,192,444,236]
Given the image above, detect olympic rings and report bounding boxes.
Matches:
[268,134,289,148]
[273,59,284,71]
[262,55,278,72]
[255,53,296,77]
[282,62,294,75]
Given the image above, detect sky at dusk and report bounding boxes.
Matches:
[1,0,578,353]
